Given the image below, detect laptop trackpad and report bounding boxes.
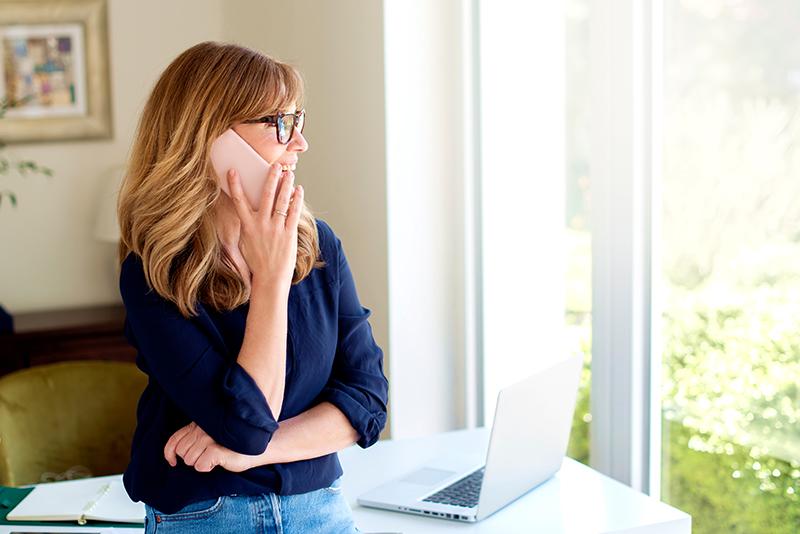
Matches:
[400,468,457,486]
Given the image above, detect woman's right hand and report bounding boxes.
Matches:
[226,163,304,289]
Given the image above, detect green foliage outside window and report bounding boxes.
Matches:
[565,2,800,532]
[660,239,800,533]
[564,236,800,533]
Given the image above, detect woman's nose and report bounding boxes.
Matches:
[289,130,309,152]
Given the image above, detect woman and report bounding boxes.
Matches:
[116,41,388,533]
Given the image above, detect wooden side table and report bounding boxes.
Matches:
[0,303,137,377]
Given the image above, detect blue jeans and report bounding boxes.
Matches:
[144,477,361,533]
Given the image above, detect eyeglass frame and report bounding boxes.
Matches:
[242,109,305,144]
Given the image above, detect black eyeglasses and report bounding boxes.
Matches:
[243,109,305,144]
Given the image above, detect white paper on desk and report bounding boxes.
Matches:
[7,475,144,524]
[85,481,144,524]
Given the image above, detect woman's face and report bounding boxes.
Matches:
[231,104,308,171]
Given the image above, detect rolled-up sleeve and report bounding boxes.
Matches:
[120,254,278,455]
[317,229,389,448]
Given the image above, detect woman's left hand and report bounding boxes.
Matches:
[164,422,256,473]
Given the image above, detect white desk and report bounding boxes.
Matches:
[339,428,691,534]
[0,428,690,534]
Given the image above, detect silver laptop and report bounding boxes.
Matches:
[357,354,582,523]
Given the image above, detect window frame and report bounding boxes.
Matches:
[586,0,663,496]
[473,0,665,497]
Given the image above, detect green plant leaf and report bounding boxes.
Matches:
[0,98,51,207]
[0,190,18,208]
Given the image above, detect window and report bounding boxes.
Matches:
[479,8,799,531]
[659,1,800,532]
[565,0,592,466]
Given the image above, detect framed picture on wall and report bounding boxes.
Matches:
[0,0,111,143]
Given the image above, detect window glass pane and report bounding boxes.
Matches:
[660,1,800,532]
[566,0,591,466]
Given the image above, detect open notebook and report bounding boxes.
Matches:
[7,474,144,525]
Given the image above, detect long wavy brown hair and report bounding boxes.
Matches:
[117,41,324,318]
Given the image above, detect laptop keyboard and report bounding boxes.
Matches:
[422,467,485,508]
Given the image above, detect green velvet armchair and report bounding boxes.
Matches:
[0,361,146,486]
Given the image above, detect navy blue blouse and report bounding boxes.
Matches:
[120,218,389,514]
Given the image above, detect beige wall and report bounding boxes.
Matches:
[225,0,472,440]
[383,0,470,438]
[221,0,390,437]
[0,0,223,312]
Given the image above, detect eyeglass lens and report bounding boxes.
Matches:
[278,113,305,144]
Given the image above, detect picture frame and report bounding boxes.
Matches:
[0,0,112,143]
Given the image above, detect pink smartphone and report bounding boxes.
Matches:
[210,129,272,210]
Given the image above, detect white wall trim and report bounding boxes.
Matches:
[647,0,665,500]
[461,0,483,429]
[383,0,468,438]
[589,0,659,494]
[477,0,566,424]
